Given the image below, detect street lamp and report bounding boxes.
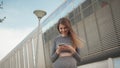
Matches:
[33,10,46,68]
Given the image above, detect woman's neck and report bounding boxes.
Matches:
[61,34,68,37]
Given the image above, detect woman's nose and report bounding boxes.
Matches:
[62,29,65,31]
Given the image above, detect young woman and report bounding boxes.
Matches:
[51,17,82,68]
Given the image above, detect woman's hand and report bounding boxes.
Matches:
[56,46,62,54]
[56,45,76,55]
[66,45,76,54]
[56,45,68,54]
[61,45,76,54]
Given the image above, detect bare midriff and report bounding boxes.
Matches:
[59,52,72,57]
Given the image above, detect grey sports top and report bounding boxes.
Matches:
[55,35,73,48]
[51,35,81,66]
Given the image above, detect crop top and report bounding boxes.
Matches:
[51,35,81,66]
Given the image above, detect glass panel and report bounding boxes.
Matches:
[98,0,109,8]
[83,5,93,18]
[74,6,81,23]
[94,1,101,11]
[82,0,92,9]
[69,11,75,25]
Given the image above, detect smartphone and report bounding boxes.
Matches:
[58,43,67,46]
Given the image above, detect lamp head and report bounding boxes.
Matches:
[33,10,46,19]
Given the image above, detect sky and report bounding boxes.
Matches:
[0,0,64,60]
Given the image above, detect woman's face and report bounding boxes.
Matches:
[59,24,69,36]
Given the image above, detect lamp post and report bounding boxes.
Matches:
[33,10,46,68]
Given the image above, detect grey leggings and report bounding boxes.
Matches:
[53,56,77,68]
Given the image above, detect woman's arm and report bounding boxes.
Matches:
[72,47,81,66]
[50,40,59,63]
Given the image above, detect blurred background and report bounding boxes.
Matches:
[0,0,120,68]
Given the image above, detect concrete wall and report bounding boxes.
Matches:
[78,59,109,68]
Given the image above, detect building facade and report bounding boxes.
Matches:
[43,0,120,67]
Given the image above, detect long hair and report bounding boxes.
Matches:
[57,17,82,48]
